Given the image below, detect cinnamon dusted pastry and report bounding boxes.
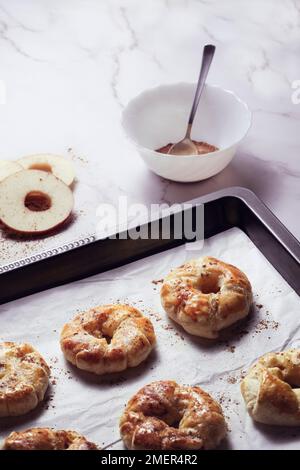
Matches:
[241,349,300,426]
[1,428,98,450]
[60,304,156,375]
[161,257,252,338]
[0,342,50,417]
[120,380,227,450]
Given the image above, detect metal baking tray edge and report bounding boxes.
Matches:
[0,186,299,305]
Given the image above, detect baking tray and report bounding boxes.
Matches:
[0,186,299,305]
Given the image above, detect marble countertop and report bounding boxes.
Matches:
[0,0,299,245]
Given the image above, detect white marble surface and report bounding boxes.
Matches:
[0,0,299,252]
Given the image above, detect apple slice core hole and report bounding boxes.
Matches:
[29,163,52,173]
[24,191,52,212]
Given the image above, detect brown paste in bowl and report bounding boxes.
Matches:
[156,140,219,155]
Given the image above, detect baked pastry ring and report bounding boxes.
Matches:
[161,256,252,338]
[1,428,98,450]
[120,380,227,450]
[241,349,300,426]
[0,342,50,417]
[60,304,156,375]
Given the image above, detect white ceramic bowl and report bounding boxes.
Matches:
[122,83,251,182]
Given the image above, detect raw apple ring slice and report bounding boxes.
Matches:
[0,160,22,182]
[0,169,74,234]
[17,154,75,186]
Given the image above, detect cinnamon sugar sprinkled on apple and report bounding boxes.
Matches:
[0,170,74,235]
[17,154,75,186]
[0,154,76,240]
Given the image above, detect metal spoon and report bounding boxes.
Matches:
[168,44,216,156]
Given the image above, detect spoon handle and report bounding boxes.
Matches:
[186,44,215,137]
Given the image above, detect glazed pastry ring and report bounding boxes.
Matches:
[161,256,252,338]
[241,349,300,426]
[120,380,227,450]
[60,304,156,375]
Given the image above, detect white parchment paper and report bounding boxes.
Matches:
[0,227,299,450]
